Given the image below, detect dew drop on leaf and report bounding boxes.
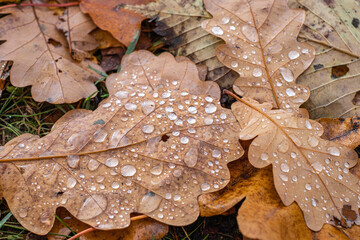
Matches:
[328,147,340,156]
[241,25,258,42]
[211,26,223,35]
[280,67,294,82]
[121,165,136,177]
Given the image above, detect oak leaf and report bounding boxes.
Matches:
[231,97,359,231]
[0,0,102,104]
[125,0,239,88]
[79,0,153,47]
[0,50,243,235]
[56,6,98,61]
[289,0,360,118]
[49,208,168,240]
[202,0,315,111]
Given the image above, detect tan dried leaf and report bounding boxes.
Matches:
[202,0,315,111]
[289,0,360,118]
[231,97,359,231]
[56,6,98,61]
[0,0,102,104]
[126,0,239,88]
[0,50,243,234]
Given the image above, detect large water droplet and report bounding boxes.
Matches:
[231,61,238,68]
[241,25,258,42]
[305,183,311,190]
[180,137,189,144]
[77,195,107,220]
[260,153,269,161]
[201,183,210,191]
[125,103,137,111]
[88,159,101,171]
[328,147,340,156]
[312,161,323,173]
[280,163,290,172]
[67,155,80,168]
[168,113,177,121]
[150,163,163,175]
[66,177,77,189]
[221,17,230,24]
[307,136,319,147]
[289,134,301,146]
[121,165,136,176]
[138,192,162,213]
[105,158,119,168]
[93,129,108,143]
[142,124,155,134]
[305,120,312,129]
[141,100,156,115]
[184,148,198,167]
[278,140,289,153]
[285,88,295,97]
[288,51,300,60]
[280,174,288,181]
[212,149,221,158]
[212,26,224,35]
[188,106,197,114]
[18,208,28,218]
[115,91,129,99]
[252,68,262,77]
[280,67,294,82]
[205,104,217,113]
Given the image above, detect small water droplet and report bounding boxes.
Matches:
[93,129,108,143]
[187,117,196,124]
[289,134,301,146]
[121,165,136,177]
[305,120,312,129]
[188,106,197,114]
[150,163,163,175]
[168,113,177,121]
[212,26,224,35]
[280,163,290,172]
[231,61,238,68]
[292,175,298,182]
[280,174,288,181]
[201,183,210,191]
[184,148,198,167]
[260,153,269,161]
[115,91,129,99]
[307,136,319,147]
[221,17,230,24]
[285,88,295,96]
[252,68,262,77]
[141,100,156,115]
[288,51,300,60]
[278,140,290,153]
[111,182,120,189]
[125,103,137,111]
[328,147,340,156]
[105,158,119,168]
[18,209,28,218]
[138,192,162,213]
[142,124,155,134]
[241,25,258,42]
[311,161,323,173]
[180,137,189,144]
[205,104,217,113]
[305,183,311,190]
[67,155,80,168]
[88,159,100,171]
[312,198,318,207]
[212,149,221,158]
[66,177,77,189]
[280,67,294,82]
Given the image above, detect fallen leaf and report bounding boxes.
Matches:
[202,0,315,112]
[79,0,154,47]
[49,208,168,240]
[0,0,103,104]
[126,0,239,88]
[100,47,126,72]
[56,6,98,61]
[231,97,359,231]
[289,0,360,118]
[0,50,243,235]
[318,116,360,149]
[91,29,124,49]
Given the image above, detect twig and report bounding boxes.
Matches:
[0,2,79,10]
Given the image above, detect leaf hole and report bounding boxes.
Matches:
[47,38,62,48]
[56,191,64,197]
[352,91,360,106]
[161,134,170,142]
[331,65,349,79]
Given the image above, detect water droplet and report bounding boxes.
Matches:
[205,96,213,102]
[173,169,182,177]
[280,163,290,172]
[312,198,318,207]
[67,155,80,168]
[204,118,213,125]
[241,25,258,42]
[212,26,224,35]
[278,140,289,153]
[187,117,196,124]
[142,124,155,134]
[158,213,164,219]
[125,103,137,111]
[231,61,238,68]
[138,192,162,213]
[288,50,300,60]
[307,136,319,147]
[328,147,340,156]
[280,174,288,181]
[180,137,189,144]
[162,92,171,98]
[212,149,221,158]
[93,129,108,143]
[121,165,136,177]
[205,104,217,113]
[173,195,181,201]
[165,106,174,112]
[252,68,262,77]
[168,113,177,120]
[184,148,198,167]
[115,91,129,99]
[280,67,294,82]
[221,17,230,24]
[201,183,210,191]
[305,120,312,129]
[88,159,100,171]
[77,195,107,220]
[111,182,120,189]
[285,88,295,97]
[290,152,296,158]
[66,177,77,189]
[260,153,269,161]
[141,100,155,115]
[289,134,301,146]
[150,164,163,175]
[18,209,28,218]
[312,161,323,173]
[105,158,119,168]
[292,175,298,182]
[305,183,311,190]
[188,106,197,114]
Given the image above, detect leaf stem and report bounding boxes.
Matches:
[0,2,79,10]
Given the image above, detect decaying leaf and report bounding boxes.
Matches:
[318,116,360,149]
[49,208,168,240]
[231,97,359,231]
[0,0,102,104]
[56,6,98,61]
[202,0,315,111]
[0,50,243,234]
[289,0,360,118]
[126,0,239,88]
[79,0,153,47]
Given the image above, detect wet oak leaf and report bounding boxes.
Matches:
[125,0,239,88]
[289,0,360,118]
[56,6,98,61]
[202,0,315,112]
[231,97,359,231]
[49,208,168,240]
[0,0,103,104]
[0,50,243,235]
[79,0,154,47]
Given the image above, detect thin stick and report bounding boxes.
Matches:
[66,215,148,240]
[0,2,79,10]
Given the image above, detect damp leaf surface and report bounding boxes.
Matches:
[202,0,315,111]
[231,97,359,231]
[0,50,243,235]
[0,0,102,104]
